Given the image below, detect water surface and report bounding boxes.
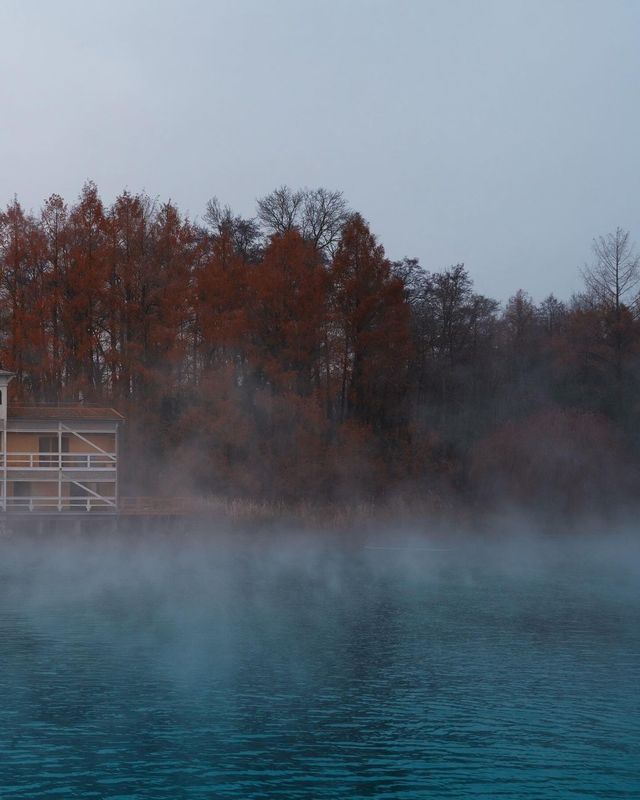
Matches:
[0,529,638,798]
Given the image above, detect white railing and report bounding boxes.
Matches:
[0,452,116,469]
[2,496,117,512]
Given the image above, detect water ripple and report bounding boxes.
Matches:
[0,535,638,798]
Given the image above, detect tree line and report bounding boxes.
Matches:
[1,183,639,517]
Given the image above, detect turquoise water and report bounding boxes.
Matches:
[0,531,638,798]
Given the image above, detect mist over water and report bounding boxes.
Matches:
[0,526,639,799]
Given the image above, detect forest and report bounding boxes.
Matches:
[1,182,638,518]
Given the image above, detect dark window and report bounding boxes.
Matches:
[70,482,93,507]
[39,436,69,466]
[13,481,31,506]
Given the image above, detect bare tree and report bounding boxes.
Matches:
[204,197,261,261]
[581,227,640,318]
[538,294,566,334]
[580,227,640,413]
[300,188,349,255]
[256,186,304,236]
[256,185,349,256]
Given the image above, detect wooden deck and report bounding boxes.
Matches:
[118,497,211,516]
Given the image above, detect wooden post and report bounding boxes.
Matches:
[115,421,119,512]
[2,424,6,512]
[58,421,63,512]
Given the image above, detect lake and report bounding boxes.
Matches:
[0,527,638,798]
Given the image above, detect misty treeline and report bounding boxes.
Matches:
[1,182,639,516]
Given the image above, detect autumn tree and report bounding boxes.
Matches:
[194,222,249,375]
[63,182,109,397]
[40,194,70,396]
[104,191,157,402]
[146,202,197,396]
[246,229,329,396]
[330,213,412,429]
[1,181,639,508]
[0,199,48,393]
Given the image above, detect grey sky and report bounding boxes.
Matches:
[1,0,639,302]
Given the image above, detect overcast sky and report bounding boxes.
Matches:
[1,0,639,302]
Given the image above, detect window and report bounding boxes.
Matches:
[39,436,69,466]
[70,482,95,508]
[13,481,31,506]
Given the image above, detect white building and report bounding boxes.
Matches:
[0,371,123,513]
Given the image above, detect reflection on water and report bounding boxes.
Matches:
[0,530,638,798]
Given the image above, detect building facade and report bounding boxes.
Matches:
[0,371,123,513]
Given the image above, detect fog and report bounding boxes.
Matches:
[1,524,639,797]
[3,523,640,684]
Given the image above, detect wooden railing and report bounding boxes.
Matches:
[1,496,228,515]
[1,452,116,469]
[3,496,117,512]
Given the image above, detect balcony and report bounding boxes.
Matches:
[3,496,117,512]
[1,452,117,470]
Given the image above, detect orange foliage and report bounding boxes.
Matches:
[469,409,636,517]
[2,184,638,511]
